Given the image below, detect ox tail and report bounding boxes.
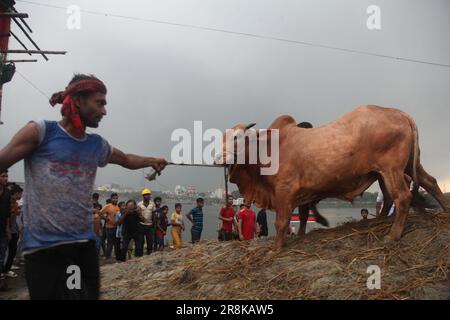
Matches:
[412,120,419,193]
[309,204,330,227]
[406,113,420,193]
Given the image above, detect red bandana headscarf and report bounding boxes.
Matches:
[49,79,107,135]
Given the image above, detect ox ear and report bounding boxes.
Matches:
[245,123,256,130]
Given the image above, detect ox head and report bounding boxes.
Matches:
[214,122,257,166]
[215,121,279,177]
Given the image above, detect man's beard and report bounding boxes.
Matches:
[86,121,99,128]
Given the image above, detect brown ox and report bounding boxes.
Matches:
[221,105,450,250]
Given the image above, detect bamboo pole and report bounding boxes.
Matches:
[0,2,33,33]
[5,59,37,62]
[9,31,32,55]
[0,13,28,18]
[11,17,48,60]
[224,166,229,197]
[1,49,66,54]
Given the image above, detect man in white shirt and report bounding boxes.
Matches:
[137,188,155,255]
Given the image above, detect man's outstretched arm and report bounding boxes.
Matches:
[109,147,168,173]
[0,122,40,173]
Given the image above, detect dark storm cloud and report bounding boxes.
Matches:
[1,0,449,192]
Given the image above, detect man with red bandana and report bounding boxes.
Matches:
[0,74,167,300]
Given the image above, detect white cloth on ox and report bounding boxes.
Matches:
[376,192,395,216]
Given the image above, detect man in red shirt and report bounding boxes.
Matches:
[237,202,256,241]
[219,195,235,241]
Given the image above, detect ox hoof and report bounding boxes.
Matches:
[383,233,401,245]
[266,250,278,258]
[271,245,282,252]
[272,241,284,252]
[388,229,403,242]
[382,235,392,244]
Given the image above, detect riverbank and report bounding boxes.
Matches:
[2,210,448,300]
[100,210,450,300]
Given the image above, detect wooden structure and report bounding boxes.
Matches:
[0,0,66,124]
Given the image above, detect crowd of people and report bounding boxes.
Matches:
[92,192,269,262]
[92,190,175,261]
[217,195,268,241]
[0,164,268,292]
[1,167,372,288]
[0,170,24,285]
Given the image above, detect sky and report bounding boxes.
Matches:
[0,0,449,193]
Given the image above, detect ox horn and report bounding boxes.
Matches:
[245,123,256,130]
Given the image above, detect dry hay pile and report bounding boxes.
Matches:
[101,211,450,300]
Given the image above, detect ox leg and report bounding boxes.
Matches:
[381,171,412,241]
[297,204,309,236]
[378,178,394,217]
[417,164,450,213]
[311,204,329,227]
[274,201,293,251]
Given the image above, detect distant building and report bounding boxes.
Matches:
[213,188,225,199]
[96,184,111,192]
[187,185,197,196]
[95,183,135,193]
[174,185,186,196]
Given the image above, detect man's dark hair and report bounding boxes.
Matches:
[92,193,100,200]
[175,203,182,209]
[154,196,162,202]
[110,193,118,199]
[0,169,8,174]
[69,73,99,85]
[196,197,204,203]
[297,122,313,129]
[239,204,245,209]
[106,198,112,204]
[93,203,102,210]
[11,184,23,195]
[68,74,102,99]
[361,209,369,214]
[126,199,136,206]
[161,205,169,211]
[118,201,125,207]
